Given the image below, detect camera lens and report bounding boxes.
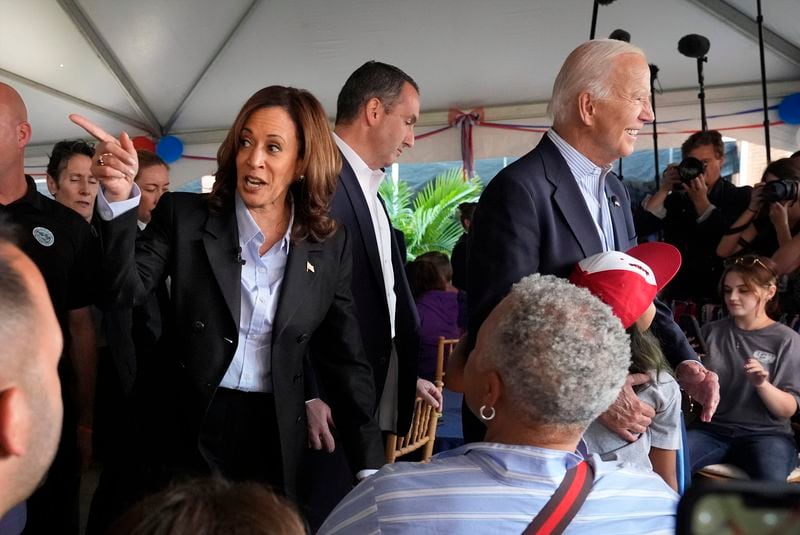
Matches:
[763,179,799,203]
[677,157,705,184]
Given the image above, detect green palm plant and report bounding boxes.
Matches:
[379,167,482,260]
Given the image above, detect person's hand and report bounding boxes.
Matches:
[660,165,681,193]
[597,373,656,442]
[305,399,336,453]
[77,425,93,473]
[745,358,769,387]
[769,202,790,231]
[747,182,766,213]
[685,175,711,214]
[677,361,720,422]
[69,114,138,202]
[416,378,443,411]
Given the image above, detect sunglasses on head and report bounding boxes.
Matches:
[723,255,775,276]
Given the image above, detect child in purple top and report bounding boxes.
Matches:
[407,255,460,381]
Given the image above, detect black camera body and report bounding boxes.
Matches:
[676,157,705,184]
[763,179,800,203]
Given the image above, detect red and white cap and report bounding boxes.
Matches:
[569,242,682,328]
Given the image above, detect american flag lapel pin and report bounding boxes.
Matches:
[306,261,315,273]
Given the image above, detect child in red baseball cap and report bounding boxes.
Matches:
[570,242,682,491]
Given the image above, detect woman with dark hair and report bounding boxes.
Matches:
[407,256,459,382]
[687,256,800,481]
[717,157,800,259]
[70,86,383,531]
[769,158,800,276]
[45,139,97,223]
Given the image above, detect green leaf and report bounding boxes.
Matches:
[378,166,482,261]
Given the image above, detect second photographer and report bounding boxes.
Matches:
[717,157,800,261]
[638,130,752,302]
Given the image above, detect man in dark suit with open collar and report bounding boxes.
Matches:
[301,61,441,530]
[328,61,441,439]
[466,40,720,443]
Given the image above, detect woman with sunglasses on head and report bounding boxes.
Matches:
[687,255,800,482]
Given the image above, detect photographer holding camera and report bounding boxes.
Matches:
[717,158,800,262]
[639,130,752,301]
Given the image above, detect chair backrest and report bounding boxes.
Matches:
[384,337,459,463]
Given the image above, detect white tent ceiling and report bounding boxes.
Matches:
[2,0,799,187]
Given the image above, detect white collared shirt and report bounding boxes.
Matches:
[548,129,616,251]
[219,192,293,393]
[334,133,396,338]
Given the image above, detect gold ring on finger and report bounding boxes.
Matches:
[97,152,113,167]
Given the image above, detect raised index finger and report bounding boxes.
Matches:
[69,114,117,144]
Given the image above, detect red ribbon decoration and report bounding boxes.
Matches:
[448,107,484,179]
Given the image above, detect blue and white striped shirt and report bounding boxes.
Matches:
[548,129,616,251]
[319,442,677,534]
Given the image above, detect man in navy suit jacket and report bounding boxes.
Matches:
[466,40,720,443]
[301,61,441,530]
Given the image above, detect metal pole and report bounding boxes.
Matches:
[756,0,771,162]
[697,57,708,131]
[590,0,599,39]
[650,65,660,189]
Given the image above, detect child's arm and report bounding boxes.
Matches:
[649,447,678,492]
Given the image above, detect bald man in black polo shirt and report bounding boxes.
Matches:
[0,82,99,534]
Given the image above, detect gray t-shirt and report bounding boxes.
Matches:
[701,317,800,435]
[583,370,682,469]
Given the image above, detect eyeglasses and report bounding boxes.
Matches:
[723,255,775,276]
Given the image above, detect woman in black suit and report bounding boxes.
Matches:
[72,86,383,530]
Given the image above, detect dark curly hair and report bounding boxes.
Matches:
[681,130,724,160]
[207,86,341,242]
[46,140,94,183]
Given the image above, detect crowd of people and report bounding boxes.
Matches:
[1,36,800,534]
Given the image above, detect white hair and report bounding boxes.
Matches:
[548,39,646,126]
[479,273,631,427]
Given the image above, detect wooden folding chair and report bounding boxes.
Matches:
[384,337,459,463]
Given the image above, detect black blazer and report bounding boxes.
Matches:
[101,228,170,396]
[100,192,383,498]
[330,157,419,434]
[468,134,697,367]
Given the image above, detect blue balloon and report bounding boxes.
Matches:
[156,135,184,163]
[778,93,800,125]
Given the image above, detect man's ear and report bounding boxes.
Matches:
[577,93,596,126]
[17,121,32,149]
[0,387,27,458]
[364,97,382,126]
